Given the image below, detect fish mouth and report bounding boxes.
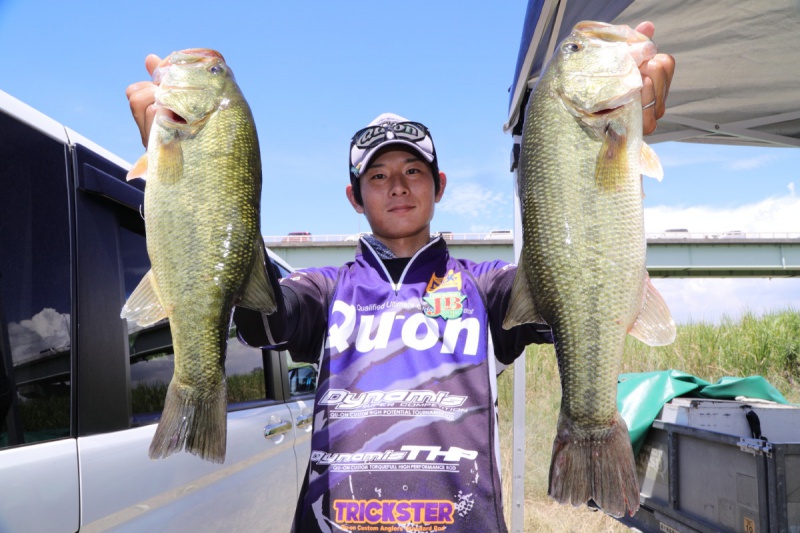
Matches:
[154,86,206,127]
[589,77,641,115]
[568,90,637,118]
[582,98,635,118]
[592,105,622,116]
[158,107,188,125]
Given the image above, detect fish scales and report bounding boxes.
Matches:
[529,99,643,435]
[526,96,646,424]
[122,49,275,463]
[504,22,675,517]
[146,100,257,453]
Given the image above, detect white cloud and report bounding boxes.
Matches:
[652,278,798,325]
[438,182,509,219]
[8,308,71,363]
[645,191,800,234]
[645,189,800,324]
[659,146,786,172]
[726,153,781,171]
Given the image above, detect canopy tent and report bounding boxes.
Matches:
[506,0,800,148]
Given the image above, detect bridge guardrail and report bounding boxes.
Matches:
[264,231,800,244]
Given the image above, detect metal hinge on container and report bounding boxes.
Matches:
[738,437,772,457]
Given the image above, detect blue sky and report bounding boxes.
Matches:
[1,0,798,324]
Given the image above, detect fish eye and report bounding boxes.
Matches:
[562,42,582,53]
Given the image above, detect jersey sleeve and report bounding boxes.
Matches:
[233,263,340,364]
[470,260,553,365]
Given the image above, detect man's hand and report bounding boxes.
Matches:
[635,22,676,135]
[125,54,162,148]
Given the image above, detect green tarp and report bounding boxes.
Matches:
[617,370,791,454]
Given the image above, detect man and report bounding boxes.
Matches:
[239,112,558,532]
[126,23,674,532]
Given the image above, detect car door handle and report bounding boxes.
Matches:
[264,420,292,439]
[296,414,312,429]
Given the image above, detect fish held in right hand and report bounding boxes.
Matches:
[504,21,675,517]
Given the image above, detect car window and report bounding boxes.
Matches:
[129,332,272,425]
[0,112,72,449]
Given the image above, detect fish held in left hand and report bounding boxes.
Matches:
[503,22,675,517]
[121,48,276,463]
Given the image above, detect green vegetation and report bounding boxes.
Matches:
[624,309,800,389]
[0,392,70,446]
[131,368,267,415]
[498,309,800,532]
[131,381,169,415]
[226,368,267,403]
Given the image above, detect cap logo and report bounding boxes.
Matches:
[354,121,428,149]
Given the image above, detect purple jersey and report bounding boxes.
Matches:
[238,237,551,532]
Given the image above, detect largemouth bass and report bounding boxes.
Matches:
[503,22,675,517]
[121,48,276,463]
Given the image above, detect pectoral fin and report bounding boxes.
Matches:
[237,237,277,314]
[121,270,168,326]
[502,258,545,329]
[628,274,676,346]
[126,153,149,181]
[640,142,663,181]
[596,122,628,192]
[156,140,184,184]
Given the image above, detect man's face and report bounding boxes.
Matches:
[349,147,444,247]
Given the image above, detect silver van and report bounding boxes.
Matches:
[0,90,316,532]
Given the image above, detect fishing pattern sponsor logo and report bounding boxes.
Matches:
[423,270,466,320]
[320,389,468,420]
[312,445,478,473]
[423,292,466,320]
[326,300,480,356]
[333,499,455,528]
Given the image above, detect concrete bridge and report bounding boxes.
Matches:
[265,231,800,278]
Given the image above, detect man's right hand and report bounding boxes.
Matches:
[125,54,162,148]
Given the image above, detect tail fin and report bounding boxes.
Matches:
[148,379,227,463]
[548,412,640,517]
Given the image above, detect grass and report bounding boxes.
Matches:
[497,308,800,532]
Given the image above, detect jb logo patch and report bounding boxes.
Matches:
[423,292,467,319]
